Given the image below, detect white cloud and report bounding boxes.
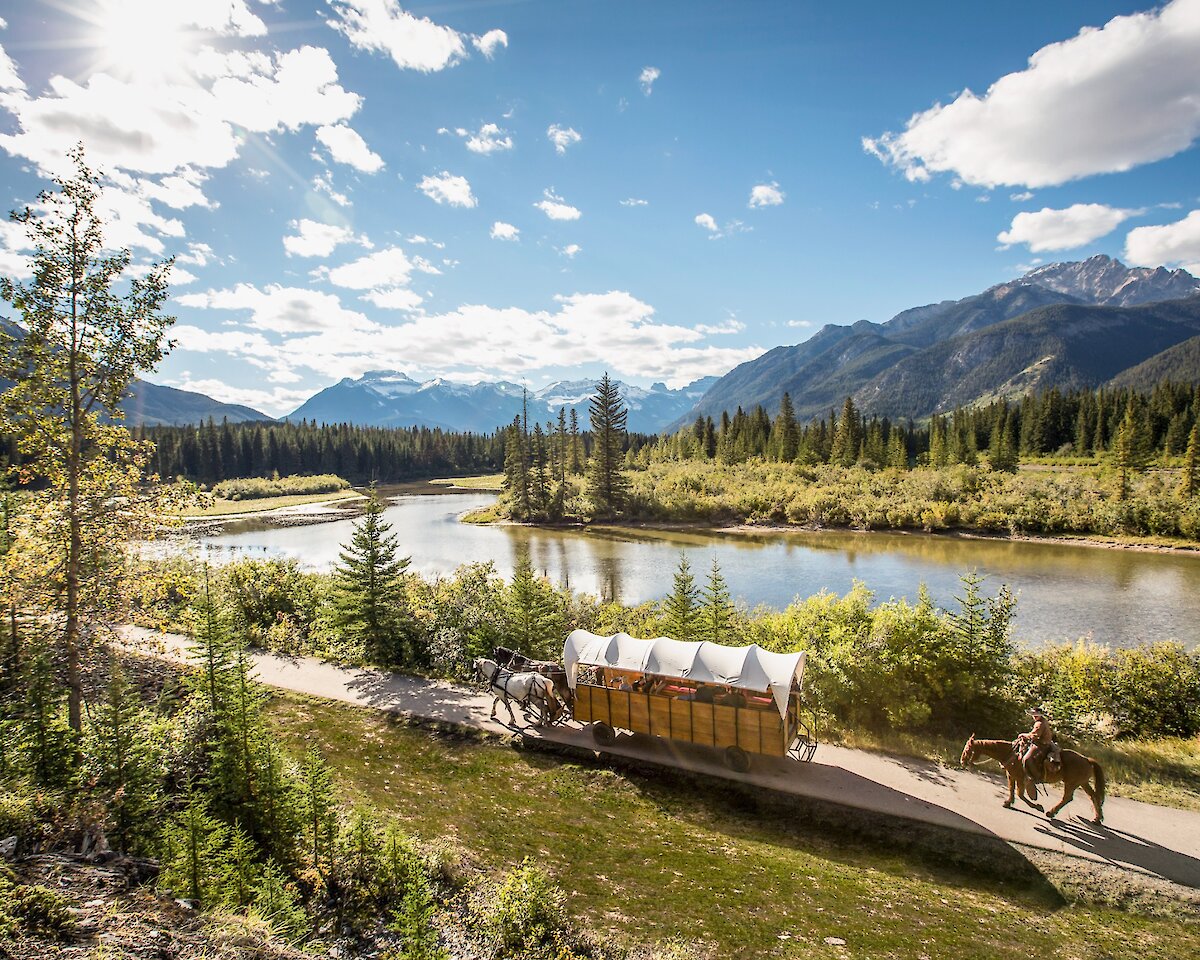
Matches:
[171,324,272,355]
[176,282,375,333]
[696,318,745,335]
[639,66,660,96]
[748,182,785,208]
[546,124,582,155]
[1125,209,1200,274]
[363,288,424,311]
[620,197,649,207]
[168,265,198,285]
[174,377,311,416]
[316,123,384,172]
[997,203,1140,252]
[418,171,476,207]
[0,41,25,92]
[534,188,581,221]
[326,0,495,73]
[692,213,748,240]
[473,29,508,58]
[313,170,352,207]
[326,246,413,289]
[177,242,217,267]
[1010,191,1035,202]
[462,122,513,154]
[863,0,1200,188]
[694,213,718,232]
[211,46,361,133]
[560,244,581,258]
[490,221,519,241]
[282,218,367,257]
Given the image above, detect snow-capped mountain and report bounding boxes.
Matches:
[1019,254,1200,307]
[286,372,719,434]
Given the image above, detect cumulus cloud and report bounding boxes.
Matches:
[473,29,507,58]
[282,219,368,257]
[534,188,581,221]
[748,182,785,208]
[620,197,649,207]
[316,123,384,172]
[0,41,25,92]
[560,244,581,258]
[490,221,519,241]
[1125,209,1200,274]
[325,0,484,72]
[461,122,513,154]
[863,0,1200,188]
[546,124,582,155]
[997,203,1140,252]
[172,378,313,415]
[639,66,660,95]
[176,282,375,333]
[325,246,413,289]
[418,171,476,207]
[694,213,718,232]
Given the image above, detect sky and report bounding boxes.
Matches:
[0,0,1198,416]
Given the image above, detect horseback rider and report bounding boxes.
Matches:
[1018,705,1061,781]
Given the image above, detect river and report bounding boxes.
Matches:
[190,491,1200,648]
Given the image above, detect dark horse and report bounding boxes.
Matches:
[962,734,1106,824]
[493,646,572,710]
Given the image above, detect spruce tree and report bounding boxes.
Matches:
[505,552,559,658]
[1180,420,1199,499]
[1112,403,1151,500]
[587,373,630,516]
[568,408,583,474]
[299,747,338,875]
[332,485,412,664]
[774,392,799,462]
[829,397,861,467]
[699,559,736,645]
[661,555,700,641]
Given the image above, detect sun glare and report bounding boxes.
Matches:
[92,0,193,81]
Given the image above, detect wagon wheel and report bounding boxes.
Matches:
[724,746,751,773]
[591,721,615,746]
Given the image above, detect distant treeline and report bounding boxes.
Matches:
[647,381,1200,469]
[138,420,509,484]
[136,417,659,485]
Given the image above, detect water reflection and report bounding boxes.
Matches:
[191,492,1200,649]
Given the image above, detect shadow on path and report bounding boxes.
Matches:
[1036,818,1200,888]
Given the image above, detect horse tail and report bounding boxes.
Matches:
[1091,758,1105,810]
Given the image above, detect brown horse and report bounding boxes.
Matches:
[1033,747,1106,824]
[960,735,1043,811]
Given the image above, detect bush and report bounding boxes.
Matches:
[1108,643,1200,738]
[0,871,76,940]
[213,475,350,501]
[480,861,574,960]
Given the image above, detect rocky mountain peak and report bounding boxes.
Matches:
[1021,255,1199,307]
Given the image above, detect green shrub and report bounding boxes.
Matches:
[1108,643,1200,739]
[0,872,76,940]
[213,475,350,501]
[480,861,573,960]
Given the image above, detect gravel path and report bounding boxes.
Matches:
[119,625,1200,890]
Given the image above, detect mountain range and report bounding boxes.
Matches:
[11,254,1196,433]
[286,372,718,434]
[669,255,1200,429]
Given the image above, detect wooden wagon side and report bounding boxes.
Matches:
[574,683,813,769]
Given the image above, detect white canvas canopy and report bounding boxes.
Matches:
[563,630,805,720]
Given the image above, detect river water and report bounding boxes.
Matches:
[191,491,1200,648]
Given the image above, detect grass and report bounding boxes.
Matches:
[180,488,363,517]
[429,473,505,491]
[265,692,1199,960]
[825,726,1200,812]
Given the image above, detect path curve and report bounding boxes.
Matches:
[120,626,1200,889]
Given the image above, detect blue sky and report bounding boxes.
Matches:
[0,0,1198,415]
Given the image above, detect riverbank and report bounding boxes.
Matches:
[180,487,363,519]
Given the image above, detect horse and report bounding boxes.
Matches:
[473,657,560,726]
[960,734,1043,812]
[961,734,1106,824]
[492,645,573,708]
[1031,746,1106,824]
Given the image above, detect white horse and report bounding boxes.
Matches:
[473,657,559,726]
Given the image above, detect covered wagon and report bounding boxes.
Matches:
[563,630,816,771]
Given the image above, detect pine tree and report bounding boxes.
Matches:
[531,422,550,516]
[829,397,861,467]
[1180,420,1199,499]
[887,428,908,470]
[699,559,736,645]
[502,415,531,519]
[188,566,234,715]
[299,747,337,875]
[774,392,799,462]
[661,555,700,641]
[332,485,412,664]
[85,661,163,854]
[568,408,583,474]
[586,373,630,516]
[505,552,559,658]
[1112,403,1151,500]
